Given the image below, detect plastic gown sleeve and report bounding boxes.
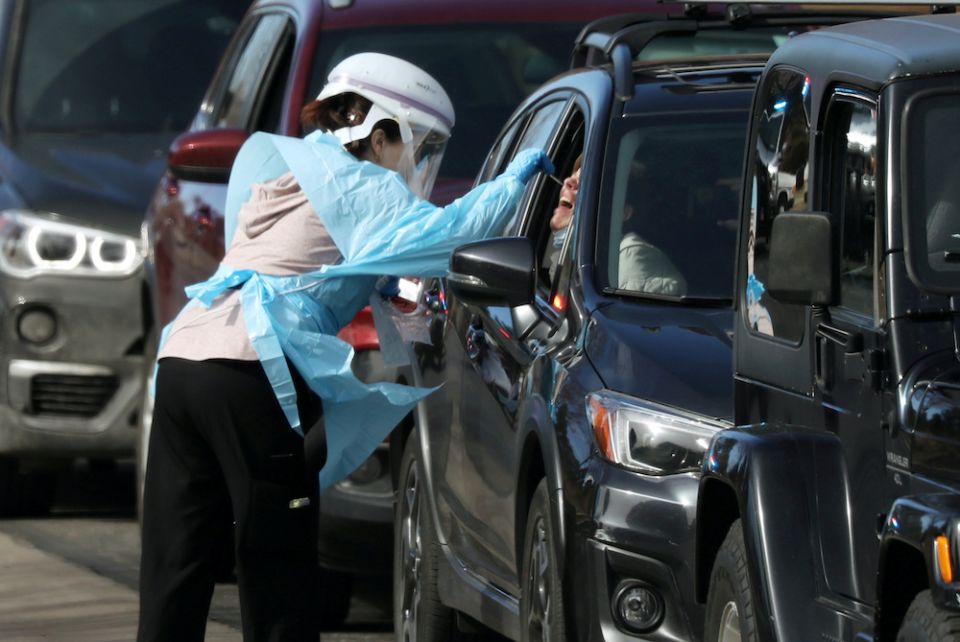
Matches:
[181,131,552,491]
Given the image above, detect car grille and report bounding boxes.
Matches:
[30,374,119,417]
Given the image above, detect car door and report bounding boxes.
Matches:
[738,71,888,606]
[812,90,887,604]
[440,96,584,590]
[152,10,295,326]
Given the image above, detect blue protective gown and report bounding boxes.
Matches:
[166,131,550,491]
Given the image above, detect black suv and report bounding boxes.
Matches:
[388,9,891,642]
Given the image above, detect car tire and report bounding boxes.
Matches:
[897,589,960,641]
[705,520,758,642]
[0,456,56,517]
[394,429,454,641]
[520,479,566,642]
[317,567,353,629]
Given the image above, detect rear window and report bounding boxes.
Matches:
[13,0,245,133]
[598,112,749,301]
[305,23,584,180]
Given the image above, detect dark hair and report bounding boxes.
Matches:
[300,92,401,159]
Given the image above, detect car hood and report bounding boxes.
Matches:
[584,300,734,422]
[0,132,172,236]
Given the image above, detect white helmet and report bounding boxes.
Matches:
[316,52,455,199]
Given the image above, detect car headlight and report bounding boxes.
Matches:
[0,210,142,277]
[586,390,729,475]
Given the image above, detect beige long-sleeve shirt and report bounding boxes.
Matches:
[159,172,342,362]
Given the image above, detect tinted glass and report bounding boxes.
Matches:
[598,112,748,300]
[904,91,960,292]
[306,24,582,180]
[637,27,795,61]
[14,0,244,133]
[215,14,288,129]
[501,101,565,236]
[745,69,810,341]
[830,100,877,316]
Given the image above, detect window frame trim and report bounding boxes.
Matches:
[742,65,813,346]
[822,87,880,327]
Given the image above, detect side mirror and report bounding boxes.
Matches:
[766,212,837,306]
[168,128,249,183]
[448,237,535,307]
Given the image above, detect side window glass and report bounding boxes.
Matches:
[746,69,811,342]
[536,111,584,288]
[828,99,877,317]
[214,14,288,129]
[477,116,526,185]
[498,100,565,236]
[252,28,294,133]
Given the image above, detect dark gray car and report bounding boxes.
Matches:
[0,0,246,514]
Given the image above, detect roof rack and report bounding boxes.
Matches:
[571,2,947,102]
[571,15,700,101]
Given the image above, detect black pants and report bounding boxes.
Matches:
[138,358,324,642]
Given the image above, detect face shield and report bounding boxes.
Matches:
[328,101,449,200]
[318,52,454,201]
[397,121,449,200]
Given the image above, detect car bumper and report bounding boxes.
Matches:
[571,461,703,641]
[0,272,143,462]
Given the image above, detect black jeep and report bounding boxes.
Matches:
[697,10,960,642]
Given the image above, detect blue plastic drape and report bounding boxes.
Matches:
[169,131,550,490]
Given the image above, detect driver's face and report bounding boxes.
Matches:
[551,169,580,232]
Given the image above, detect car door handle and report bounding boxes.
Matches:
[465,322,485,360]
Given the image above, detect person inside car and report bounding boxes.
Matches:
[138,52,551,642]
[550,156,686,295]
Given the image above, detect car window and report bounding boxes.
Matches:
[213,13,289,129]
[12,0,243,133]
[826,97,877,318]
[477,116,527,185]
[303,23,591,182]
[597,111,747,301]
[498,100,565,237]
[535,107,584,288]
[744,68,811,342]
[636,27,796,62]
[903,91,960,293]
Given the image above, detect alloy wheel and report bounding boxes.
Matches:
[525,516,552,641]
[399,459,423,641]
[718,601,741,642]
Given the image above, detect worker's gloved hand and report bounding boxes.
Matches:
[505,148,555,184]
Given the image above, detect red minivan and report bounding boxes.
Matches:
[141,0,648,626]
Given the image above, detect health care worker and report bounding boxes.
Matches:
[137,52,551,642]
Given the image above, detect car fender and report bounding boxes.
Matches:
[877,494,960,633]
[697,422,856,642]
[515,389,567,575]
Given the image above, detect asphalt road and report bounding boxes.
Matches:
[0,460,392,641]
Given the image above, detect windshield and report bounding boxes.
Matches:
[13,0,243,133]
[905,90,960,293]
[306,23,584,180]
[598,112,749,301]
[637,27,796,61]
